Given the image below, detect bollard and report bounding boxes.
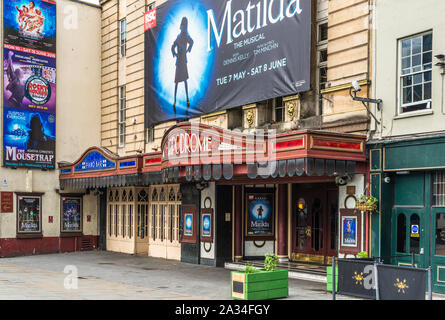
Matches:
[428,266,432,300]
[332,256,336,301]
[411,252,415,268]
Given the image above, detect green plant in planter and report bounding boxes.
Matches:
[244,264,260,274]
[357,251,368,258]
[264,253,280,271]
[231,253,288,300]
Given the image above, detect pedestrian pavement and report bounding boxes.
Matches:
[0,251,356,300]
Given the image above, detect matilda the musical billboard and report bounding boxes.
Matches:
[144,0,311,127]
[3,0,56,169]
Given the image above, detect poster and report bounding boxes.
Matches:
[201,209,213,242]
[3,0,56,169]
[245,192,274,237]
[144,0,311,126]
[62,198,82,232]
[184,213,193,236]
[3,0,57,53]
[342,217,357,247]
[17,196,41,233]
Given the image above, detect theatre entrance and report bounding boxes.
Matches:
[292,183,338,265]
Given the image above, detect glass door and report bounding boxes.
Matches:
[431,209,445,293]
[392,208,426,268]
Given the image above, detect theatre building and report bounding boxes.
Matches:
[58,0,375,266]
[0,0,101,257]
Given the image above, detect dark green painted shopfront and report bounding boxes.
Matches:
[368,134,445,293]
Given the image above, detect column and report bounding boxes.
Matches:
[277,184,288,260]
[234,185,243,262]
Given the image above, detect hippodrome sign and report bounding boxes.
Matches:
[161,122,273,166]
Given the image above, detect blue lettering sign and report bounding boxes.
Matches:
[74,152,116,172]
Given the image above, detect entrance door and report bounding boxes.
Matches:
[391,208,426,268]
[148,186,181,260]
[216,185,233,267]
[431,208,445,293]
[293,186,326,263]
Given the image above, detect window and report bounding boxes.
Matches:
[119,18,126,58]
[433,171,445,206]
[17,194,42,234]
[317,21,328,111]
[436,213,445,256]
[119,85,126,147]
[410,214,420,254]
[399,32,432,113]
[272,97,284,123]
[318,22,328,43]
[61,196,82,233]
[146,1,155,11]
[397,214,406,253]
[146,126,154,143]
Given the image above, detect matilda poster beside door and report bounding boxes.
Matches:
[245,192,274,237]
[3,0,56,169]
[144,0,311,126]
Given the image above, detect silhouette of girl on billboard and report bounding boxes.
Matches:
[171,17,194,117]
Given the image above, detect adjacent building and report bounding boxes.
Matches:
[368,0,445,293]
[0,0,101,256]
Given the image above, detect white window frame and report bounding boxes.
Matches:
[146,1,155,11]
[146,126,154,143]
[317,20,328,111]
[118,85,126,147]
[272,97,284,123]
[397,31,433,115]
[119,18,126,58]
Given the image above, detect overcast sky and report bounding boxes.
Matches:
[80,0,100,5]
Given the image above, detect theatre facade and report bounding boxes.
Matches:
[59,122,367,266]
[56,0,375,265]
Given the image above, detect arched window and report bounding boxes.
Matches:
[397,214,406,253]
[410,214,420,254]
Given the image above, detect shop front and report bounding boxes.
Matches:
[60,123,368,266]
[369,134,445,293]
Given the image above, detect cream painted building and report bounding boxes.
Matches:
[0,0,102,257]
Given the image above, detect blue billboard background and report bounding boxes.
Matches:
[145,0,311,126]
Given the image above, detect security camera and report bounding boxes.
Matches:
[352,81,361,92]
[335,176,348,186]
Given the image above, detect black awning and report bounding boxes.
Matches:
[60,173,141,190]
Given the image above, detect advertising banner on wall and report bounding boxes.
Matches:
[245,192,274,237]
[3,0,57,53]
[3,0,56,169]
[144,0,311,127]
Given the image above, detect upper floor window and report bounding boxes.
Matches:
[146,126,154,143]
[399,32,432,113]
[119,18,127,58]
[119,85,126,147]
[318,22,328,43]
[146,1,155,11]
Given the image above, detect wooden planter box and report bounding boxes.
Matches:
[231,269,288,300]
